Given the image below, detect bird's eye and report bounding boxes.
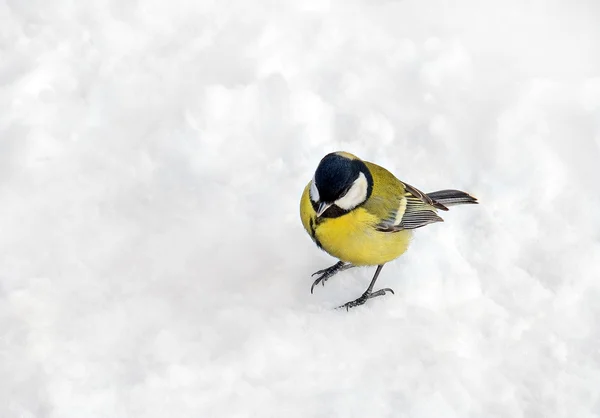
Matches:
[334,172,369,211]
[340,186,352,198]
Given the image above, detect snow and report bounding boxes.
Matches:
[1,0,600,417]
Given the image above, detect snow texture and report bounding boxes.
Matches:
[1,0,600,417]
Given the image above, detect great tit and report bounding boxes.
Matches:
[300,151,478,309]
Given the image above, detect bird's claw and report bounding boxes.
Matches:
[310,261,352,294]
[311,268,329,277]
[337,287,395,310]
[310,275,328,294]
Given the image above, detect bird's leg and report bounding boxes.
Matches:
[311,261,354,294]
[338,264,394,310]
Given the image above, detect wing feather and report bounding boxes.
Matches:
[359,162,447,233]
[376,181,446,232]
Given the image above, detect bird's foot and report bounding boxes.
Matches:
[311,261,353,294]
[338,288,395,310]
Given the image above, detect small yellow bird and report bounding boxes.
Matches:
[300,151,478,309]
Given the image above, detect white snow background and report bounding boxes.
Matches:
[2,0,600,417]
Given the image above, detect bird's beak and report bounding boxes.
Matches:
[316,202,332,217]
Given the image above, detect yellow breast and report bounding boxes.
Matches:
[314,208,412,266]
[300,184,412,266]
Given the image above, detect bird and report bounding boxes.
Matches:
[300,151,478,310]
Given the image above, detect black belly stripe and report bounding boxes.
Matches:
[309,218,323,249]
[309,218,316,238]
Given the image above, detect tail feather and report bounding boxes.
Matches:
[427,189,478,206]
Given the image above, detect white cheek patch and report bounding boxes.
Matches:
[310,178,320,202]
[335,172,368,210]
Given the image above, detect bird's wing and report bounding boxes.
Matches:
[370,175,449,232]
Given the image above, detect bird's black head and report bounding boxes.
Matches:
[310,152,373,218]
